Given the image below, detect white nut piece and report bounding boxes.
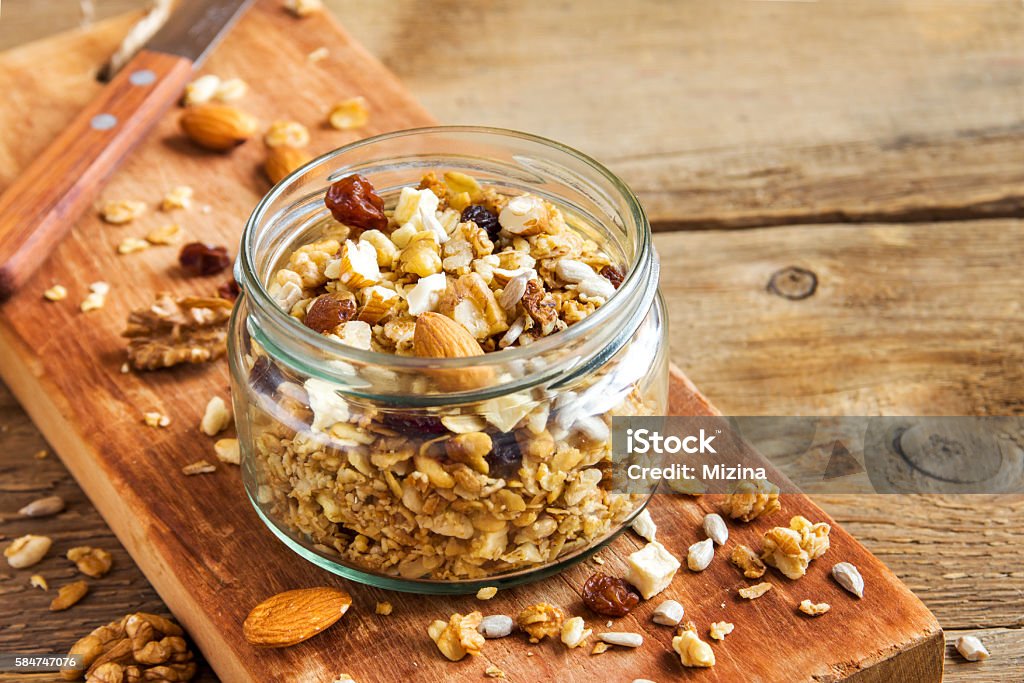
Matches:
[498,195,547,235]
[406,272,448,315]
[626,541,680,599]
[832,561,865,599]
[702,513,728,546]
[687,538,714,572]
[4,535,52,569]
[631,509,657,543]
[477,614,513,639]
[18,495,65,518]
[955,635,990,662]
[560,616,592,649]
[599,632,643,648]
[651,599,684,626]
[200,396,232,436]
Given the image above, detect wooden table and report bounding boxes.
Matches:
[1,1,1022,681]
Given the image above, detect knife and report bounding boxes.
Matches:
[0,0,254,300]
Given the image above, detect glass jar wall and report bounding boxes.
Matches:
[229,127,667,593]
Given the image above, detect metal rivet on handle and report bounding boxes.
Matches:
[90,114,118,131]
[129,69,157,86]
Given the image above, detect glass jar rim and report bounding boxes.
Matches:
[238,125,656,378]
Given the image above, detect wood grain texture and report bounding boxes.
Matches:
[328,0,1024,229]
[0,1,944,681]
[0,48,193,298]
[655,221,1024,417]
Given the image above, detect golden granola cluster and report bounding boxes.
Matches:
[266,171,623,353]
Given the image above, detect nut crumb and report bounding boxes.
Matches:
[30,574,48,590]
[592,556,605,565]
[308,47,329,62]
[146,223,184,245]
[100,199,146,224]
[80,281,109,312]
[709,621,734,641]
[50,579,89,611]
[955,635,990,662]
[730,544,766,579]
[34,449,48,459]
[476,586,498,600]
[143,411,171,428]
[284,0,322,17]
[117,236,150,254]
[375,601,393,615]
[161,185,194,211]
[560,616,591,649]
[183,75,220,106]
[590,642,609,655]
[738,582,773,600]
[798,599,830,616]
[200,396,232,436]
[182,460,216,475]
[328,97,370,130]
[214,438,240,465]
[484,665,506,678]
[265,120,310,148]
[43,285,67,301]
[215,77,248,102]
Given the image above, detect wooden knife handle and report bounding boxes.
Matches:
[0,49,193,300]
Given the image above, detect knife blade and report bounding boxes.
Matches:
[0,0,254,299]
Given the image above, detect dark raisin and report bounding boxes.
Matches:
[581,573,641,617]
[599,265,625,289]
[381,413,447,436]
[179,242,231,276]
[460,205,501,240]
[487,432,523,479]
[324,173,388,234]
[250,356,285,396]
[304,295,356,333]
[218,278,241,301]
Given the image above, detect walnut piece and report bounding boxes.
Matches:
[761,515,832,580]
[722,478,781,522]
[516,602,564,643]
[798,599,831,616]
[67,547,113,578]
[123,294,233,370]
[730,544,767,579]
[673,622,715,668]
[62,612,196,682]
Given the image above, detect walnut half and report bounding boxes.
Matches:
[123,294,233,370]
[62,612,196,682]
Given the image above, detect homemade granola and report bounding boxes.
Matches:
[244,171,657,581]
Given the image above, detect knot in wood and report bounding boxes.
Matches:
[768,266,818,300]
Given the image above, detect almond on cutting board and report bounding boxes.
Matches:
[180,103,258,151]
[243,586,352,648]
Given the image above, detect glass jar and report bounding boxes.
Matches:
[229,127,667,594]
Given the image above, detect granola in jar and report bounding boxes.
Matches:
[232,129,667,588]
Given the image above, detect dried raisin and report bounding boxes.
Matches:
[599,265,625,289]
[324,173,387,234]
[218,278,241,301]
[460,205,501,240]
[581,573,641,617]
[304,295,356,333]
[381,413,447,436]
[179,242,231,276]
[487,432,522,479]
[250,356,285,396]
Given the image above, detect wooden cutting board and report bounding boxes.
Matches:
[0,3,942,681]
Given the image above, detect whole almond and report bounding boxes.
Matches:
[180,103,258,151]
[413,312,492,391]
[243,586,352,648]
[264,146,312,184]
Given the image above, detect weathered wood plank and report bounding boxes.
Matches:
[655,220,1024,416]
[327,0,1024,228]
